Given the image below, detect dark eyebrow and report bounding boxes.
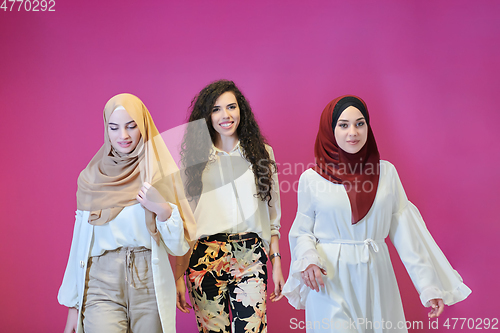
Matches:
[214,102,237,108]
[338,117,365,122]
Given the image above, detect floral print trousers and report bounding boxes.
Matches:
[187,235,268,333]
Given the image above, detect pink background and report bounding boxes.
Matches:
[1,0,499,332]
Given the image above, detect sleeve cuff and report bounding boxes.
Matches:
[156,203,189,256]
[155,203,177,224]
[420,283,472,307]
[419,286,443,307]
[290,250,327,279]
[270,228,281,239]
[282,250,327,310]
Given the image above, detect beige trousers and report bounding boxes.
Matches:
[81,247,162,333]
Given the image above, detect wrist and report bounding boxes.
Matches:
[269,252,281,266]
[269,252,281,260]
[156,203,173,222]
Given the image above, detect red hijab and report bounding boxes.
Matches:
[314,95,380,224]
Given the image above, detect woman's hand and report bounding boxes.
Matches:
[176,276,192,313]
[63,307,78,333]
[428,298,444,318]
[136,182,172,222]
[269,258,285,302]
[301,264,327,292]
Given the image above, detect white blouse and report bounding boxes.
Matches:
[91,202,178,256]
[193,142,281,251]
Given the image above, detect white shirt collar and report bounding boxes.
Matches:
[212,140,241,155]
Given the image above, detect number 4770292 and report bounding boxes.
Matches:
[1,0,55,12]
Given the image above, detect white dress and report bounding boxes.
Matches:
[282,161,471,333]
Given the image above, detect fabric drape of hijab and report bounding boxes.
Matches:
[76,94,196,273]
[314,95,380,224]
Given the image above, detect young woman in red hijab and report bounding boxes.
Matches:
[282,95,471,332]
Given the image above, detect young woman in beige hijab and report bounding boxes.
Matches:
[58,93,195,333]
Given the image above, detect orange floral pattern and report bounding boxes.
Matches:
[188,236,268,333]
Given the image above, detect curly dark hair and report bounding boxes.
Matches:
[180,79,276,205]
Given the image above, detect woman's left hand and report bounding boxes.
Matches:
[269,259,285,302]
[136,182,172,222]
[428,298,444,318]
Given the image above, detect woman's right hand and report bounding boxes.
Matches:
[301,264,327,292]
[63,307,78,333]
[136,182,172,222]
[176,276,192,313]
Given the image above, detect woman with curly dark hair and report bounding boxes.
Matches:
[176,80,284,333]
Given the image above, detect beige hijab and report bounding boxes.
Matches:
[76,94,196,256]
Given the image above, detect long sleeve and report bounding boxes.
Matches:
[283,171,326,309]
[58,210,93,309]
[388,165,471,307]
[267,146,281,238]
[57,211,82,308]
[156,203,190,256]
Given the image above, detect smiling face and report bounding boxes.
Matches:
[334,106,368,154]
[107,107,142,154]
[210,91,240,142]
